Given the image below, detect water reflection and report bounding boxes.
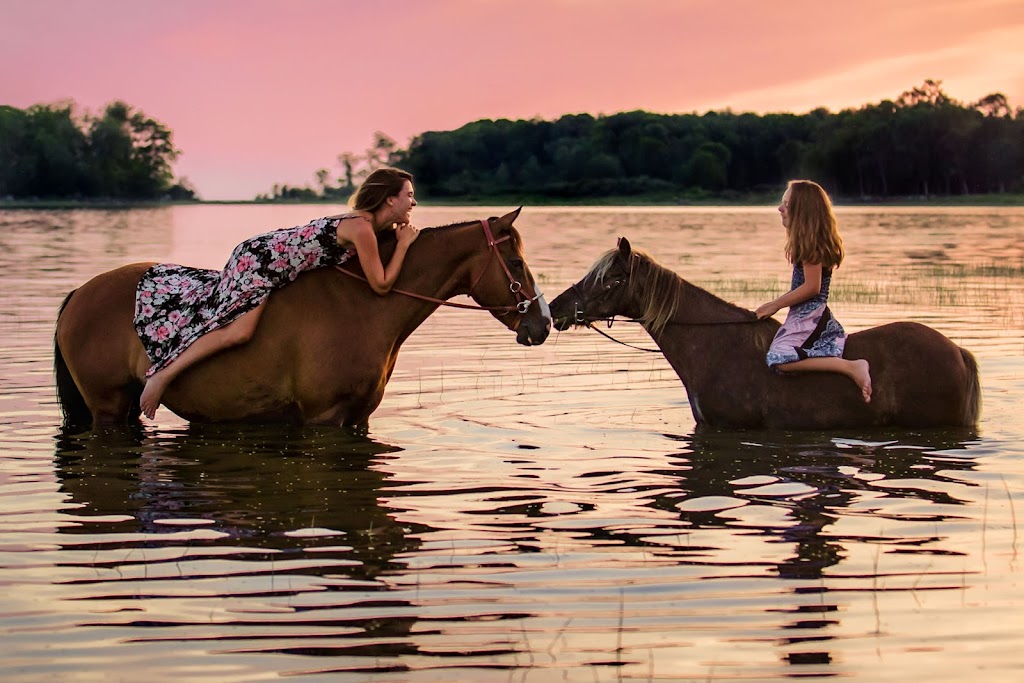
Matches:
[45,423,983,675]
[55,426,416,576]
[660,427,981,676]
[3,205,1021,680]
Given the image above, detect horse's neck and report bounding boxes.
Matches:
[671,277,753,326]
[399,222,482,299]
[647,275,769,378]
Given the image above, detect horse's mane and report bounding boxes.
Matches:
[586,247,755,335]
[373,218,522,263]
[585,247,681,334]
[432,218,522,243]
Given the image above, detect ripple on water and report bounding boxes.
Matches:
[1,206,1023,681]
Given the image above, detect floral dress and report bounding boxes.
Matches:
[765,262,847,368]
[135,216,354,376]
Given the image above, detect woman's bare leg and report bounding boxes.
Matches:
[140,303,266,419]
[776,357,872,403]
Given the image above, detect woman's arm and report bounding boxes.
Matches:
[340,218,419,295]
[755,262,823,319]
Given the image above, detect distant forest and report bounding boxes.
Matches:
[288,80,1020,203]
[0,100,194,200]
[3,81,1022,203]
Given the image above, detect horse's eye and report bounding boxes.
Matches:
[511,259,524,269]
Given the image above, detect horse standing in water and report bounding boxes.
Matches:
[55,209,551,430]
[549,238,980,430]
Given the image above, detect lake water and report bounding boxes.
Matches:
[2,204,1023,681]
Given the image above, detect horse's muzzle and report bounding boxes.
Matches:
[547,292,580,331]
[515,294,552,346]
[552,314,574,331]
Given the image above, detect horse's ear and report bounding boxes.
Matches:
[617,237,632,260]
[496,207,522,228]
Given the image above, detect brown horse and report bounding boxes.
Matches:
[549,238,980,430]
[55,208,551,430]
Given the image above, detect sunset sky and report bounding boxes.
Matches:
[4,0,1023,200]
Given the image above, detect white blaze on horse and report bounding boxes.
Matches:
[55,209,551,430]
[549,238,980,430]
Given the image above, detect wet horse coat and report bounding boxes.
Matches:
[55,209,550,429]
[549,238,980,430]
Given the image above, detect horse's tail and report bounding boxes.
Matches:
[959,346,982,426]
[54,290,92,431]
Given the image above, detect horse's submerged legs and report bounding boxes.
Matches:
[775,357,873,402]
[140,302,267,419]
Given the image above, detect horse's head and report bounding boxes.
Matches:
[467,207,551,346]
[550,237,679,333]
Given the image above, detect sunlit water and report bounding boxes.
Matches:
[1,204,1023,681]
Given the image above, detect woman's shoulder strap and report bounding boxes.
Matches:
[328,211,372,223]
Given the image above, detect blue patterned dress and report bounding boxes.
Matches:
[765,262,847,367]
[134,216,354,376]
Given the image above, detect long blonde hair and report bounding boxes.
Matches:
[784,180,844,269]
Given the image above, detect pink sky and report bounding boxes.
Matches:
[4,0,1023,200]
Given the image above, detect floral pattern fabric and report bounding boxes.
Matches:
[134,216,353,376]
[765,263,847,367]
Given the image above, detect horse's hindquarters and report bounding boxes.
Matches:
[847,322,980,428]
[56,264,155,425]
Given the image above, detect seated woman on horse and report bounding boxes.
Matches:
[137,167,421,419]
[754,179,872,402]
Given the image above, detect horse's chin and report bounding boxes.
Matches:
[516,322,549,346]
[552,315,573,331]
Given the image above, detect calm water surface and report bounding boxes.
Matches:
[2,204,1023,681]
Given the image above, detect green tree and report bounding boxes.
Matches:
[86,101,180,198]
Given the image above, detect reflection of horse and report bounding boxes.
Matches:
[550,238,981,430]
[54,209,550,430]
[53,425,424,653]
[660,425,980,580]
[54,425,418,576]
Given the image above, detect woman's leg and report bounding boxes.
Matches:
[140,302,266,419]
[776,357,872,403]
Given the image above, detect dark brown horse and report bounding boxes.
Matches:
[55,209,551,430]
[549,238,980,430]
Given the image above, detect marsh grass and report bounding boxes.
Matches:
[698,261,1024,309]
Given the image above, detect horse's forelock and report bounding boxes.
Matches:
[584,249,620,285]
[579,247,679,333]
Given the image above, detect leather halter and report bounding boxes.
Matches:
[335,219,542,314]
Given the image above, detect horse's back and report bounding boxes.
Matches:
[165,267,397,425]
[846,321,980,426]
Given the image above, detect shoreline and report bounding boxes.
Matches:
[3,193,1024,210]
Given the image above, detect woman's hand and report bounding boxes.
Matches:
[755,302,779,319]
[395,222,420,247]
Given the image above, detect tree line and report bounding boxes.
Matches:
[391,81,1022,201]
[0,100,194,201]
[4,81,1021,203]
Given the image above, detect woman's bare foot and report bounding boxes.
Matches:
[139,371,170,419]
[851,359,872,403]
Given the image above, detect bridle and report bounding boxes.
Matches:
[563,278,664,352]
[335,218,543,315]
[564,275,760,353]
